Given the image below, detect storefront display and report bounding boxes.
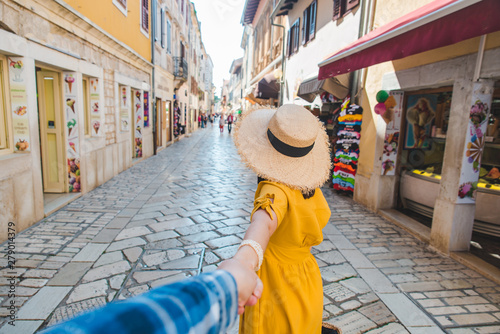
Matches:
[332,103,363,193]
[399,87,500,237]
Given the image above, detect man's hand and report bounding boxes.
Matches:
[218,259,263,314]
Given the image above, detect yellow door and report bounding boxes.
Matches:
[37,70,65,193]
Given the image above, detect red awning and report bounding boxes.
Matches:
[318,0,500,80]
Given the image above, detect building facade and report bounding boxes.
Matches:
[0,0,213,241]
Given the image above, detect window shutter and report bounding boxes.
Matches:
[309,0,317,40]
[161,8,165,48]
[302,9,307,45]
[142,0,149,31]
[286,29,291,57]
[293,18,300,53]
[333,0,341,20]
[346,0,359,12]
[167,20,171,54]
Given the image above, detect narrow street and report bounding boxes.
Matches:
[1,124,499,334]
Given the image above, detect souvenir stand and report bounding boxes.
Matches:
[332,103,363,193]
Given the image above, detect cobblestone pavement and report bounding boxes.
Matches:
[1,124,499,334]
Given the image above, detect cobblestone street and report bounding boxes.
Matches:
[1,125,500,334]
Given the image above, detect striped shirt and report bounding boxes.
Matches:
[41,270,238,334]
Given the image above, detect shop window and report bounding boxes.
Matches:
[333,0,359,21]
[0,59,10,151]
[287,18,300,57]
[141,0,149,32]
[400,89,453,176]
[302,0,317,45]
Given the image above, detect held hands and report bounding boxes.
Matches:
[218,259,263,314]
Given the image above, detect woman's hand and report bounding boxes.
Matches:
[218,259,263,314]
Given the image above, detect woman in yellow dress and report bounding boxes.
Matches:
[232,104,338,333]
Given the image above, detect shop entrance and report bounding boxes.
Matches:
[156,98,162,147]
[36,69,66,193]
[165,100,171,143]
[396,85,500,268]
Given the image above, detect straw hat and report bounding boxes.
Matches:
[234,104,331,192]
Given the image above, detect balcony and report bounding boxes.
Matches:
[174,57,188,80]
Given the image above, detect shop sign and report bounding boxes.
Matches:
[381,91,404,176]
[120,86,130,131]
[63,72,81,193]
[457,82,493,203]
[134,90,143,158]
[8,57,31,152]
[90,77,101,136]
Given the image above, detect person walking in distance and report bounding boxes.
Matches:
[227,112,234,133]
[219,113,225,133]
[233,104,341,334]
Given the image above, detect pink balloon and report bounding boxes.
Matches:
[374,102,386,115]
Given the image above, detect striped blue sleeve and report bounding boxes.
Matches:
[40,270,238,334]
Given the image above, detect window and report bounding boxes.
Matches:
[155,5,161,42]
[302,0,317,45]
[113,0,127,15]
[141,0,149,32]
[0,59,9,151]
[333,0,359,21]
[287,18,300,56]
[167,19,172,54]
[82,78,90,136]
[161,8,165,48]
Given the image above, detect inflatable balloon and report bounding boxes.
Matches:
[374,102,387,115]
[376,90,389,103]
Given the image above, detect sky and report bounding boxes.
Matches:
[191,0,246,97]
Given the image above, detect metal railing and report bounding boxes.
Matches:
[174,57,188,80]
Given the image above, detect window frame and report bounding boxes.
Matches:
[333,0,359,21]
[141,0,149,35]
[287,18,300,57]
[0,57,12,153]
[113,0,128,16]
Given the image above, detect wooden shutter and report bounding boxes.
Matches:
[302,8,308,45]
[293,18,300,53]
[161,9,165,48]
[333,0,341,20]
[346,0,360,12]
[142,0,149,31]
[286,29,291,57]
[167,20,171,53]
[309,0,317,40]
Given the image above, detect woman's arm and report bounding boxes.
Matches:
[233,208,278,271]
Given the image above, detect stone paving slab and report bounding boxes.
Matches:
[0,126,499,334]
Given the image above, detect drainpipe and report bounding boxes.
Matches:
[271,0,286,106]
[352,0,376,105]
[151,0,158,155]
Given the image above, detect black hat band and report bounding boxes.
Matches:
[267,129,315,158]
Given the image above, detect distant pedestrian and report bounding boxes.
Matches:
[233,104,339,334]
[219,114,225,133]
[227,113,234,133]
[209,115,214,127]
[204,115,208,128]
[198,115,202,127]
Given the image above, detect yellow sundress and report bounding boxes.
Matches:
[239,181,331,334]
